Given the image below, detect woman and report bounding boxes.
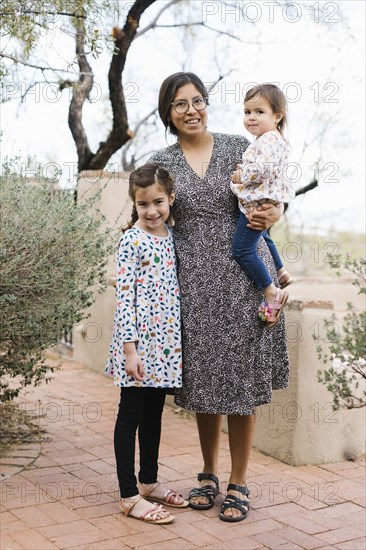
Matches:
[150,72,289,522]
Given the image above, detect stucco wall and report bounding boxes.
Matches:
[253,300,365,465]
[72,170,132,374]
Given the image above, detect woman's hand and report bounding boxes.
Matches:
[124,342,145,381]
[246,202,284,231]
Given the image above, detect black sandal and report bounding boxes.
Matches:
[219,483,250,522]
[188,473,219,510]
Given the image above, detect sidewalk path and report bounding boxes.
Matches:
[1,358,365,550]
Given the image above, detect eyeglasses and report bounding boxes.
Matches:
[170,96,209,114]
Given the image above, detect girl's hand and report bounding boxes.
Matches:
[231,166,243,184]
[124,343,145,381]
[246,202,284,231]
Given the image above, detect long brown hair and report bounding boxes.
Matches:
[126,163,175,229]
[158,72,209,137]
[245,83,288,137]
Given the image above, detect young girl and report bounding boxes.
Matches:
[106,163,188,524]
[231,83,295,326]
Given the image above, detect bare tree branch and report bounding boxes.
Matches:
[122,108,158,170]
[19,80,58,103]
[0,51,91,75]
[68,19,94,171]
[295,180,318,197]
[207,69,235,92]
[152,21,243,42]
[0,10,86,18]
[135,0,182,39]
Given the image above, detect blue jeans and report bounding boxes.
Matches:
[232,212,283,291]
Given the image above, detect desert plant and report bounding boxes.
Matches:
[0,162,113,401]
[316,253,366,410]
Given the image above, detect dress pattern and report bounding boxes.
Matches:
[231,130,294,216]
[106,225,182,389]
[151,133,289,415]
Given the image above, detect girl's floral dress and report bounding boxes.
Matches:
[106,225,182,388]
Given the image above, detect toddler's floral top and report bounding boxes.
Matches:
[231,130,295,215]
[105,225,182,388]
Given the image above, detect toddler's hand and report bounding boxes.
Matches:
[231,167,243,184]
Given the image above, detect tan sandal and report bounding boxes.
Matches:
[119,495,175,524]
[138,482,189,508]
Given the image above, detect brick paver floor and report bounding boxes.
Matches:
[1,358,365,549]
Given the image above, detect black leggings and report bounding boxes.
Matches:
[114,387,166,498]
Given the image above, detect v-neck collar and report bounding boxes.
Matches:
[177,133,216,181]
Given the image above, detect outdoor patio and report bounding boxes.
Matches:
[1,357,365,550]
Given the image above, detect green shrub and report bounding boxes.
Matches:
[316,254,366,410]
[0,164,113,401]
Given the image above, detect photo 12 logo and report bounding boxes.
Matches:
[201,2,340,24]
[1,82,140,104]
[206,81,340,105]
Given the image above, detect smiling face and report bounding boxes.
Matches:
[244,95,282,138]
[169,83,208,139]
[134,182,174,237]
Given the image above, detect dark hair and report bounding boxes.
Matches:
[245,84,288,136]
[158,72,209,136]
[127,163,175,228]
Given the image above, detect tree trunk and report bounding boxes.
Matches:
[68,18,94,172]
[69,0,156,171]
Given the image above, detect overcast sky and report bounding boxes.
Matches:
[1,0,365,233]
